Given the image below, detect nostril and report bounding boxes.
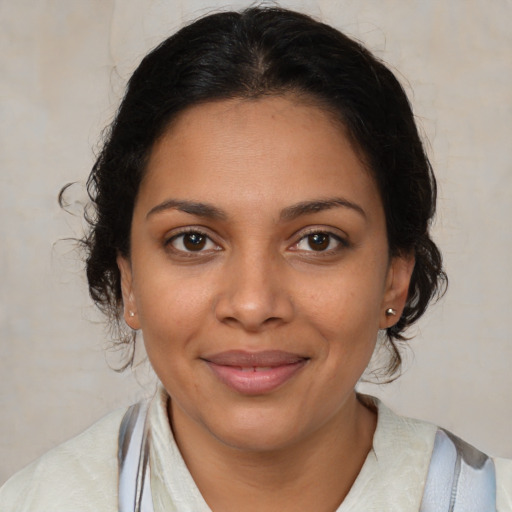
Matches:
[219,314,284,331]
[220,316,240,329]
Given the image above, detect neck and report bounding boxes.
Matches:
[169,393,377,512]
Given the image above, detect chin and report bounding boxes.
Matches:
[213,424,302,453]
[202,404,312,453]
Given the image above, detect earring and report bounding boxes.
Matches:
[385,308,397,317]
[129,311,135,317]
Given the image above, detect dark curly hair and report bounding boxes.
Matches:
[70,6,447,377]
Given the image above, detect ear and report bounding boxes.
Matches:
[379,252,415,329]
[117,254,141,330]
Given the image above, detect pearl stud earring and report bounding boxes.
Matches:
[385,308,397,316]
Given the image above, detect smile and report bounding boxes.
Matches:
[202,350,309,395]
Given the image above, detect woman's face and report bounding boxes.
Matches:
[118,96,413,452]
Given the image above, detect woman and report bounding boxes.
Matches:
[1,6,510,511]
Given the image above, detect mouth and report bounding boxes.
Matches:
[202,350,309,395]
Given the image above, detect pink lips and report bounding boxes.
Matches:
[203,350,308,395]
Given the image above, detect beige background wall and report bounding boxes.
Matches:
[1,0,511,484]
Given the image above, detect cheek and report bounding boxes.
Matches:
[137,277,211,396]
[297,268,385,337]
[295,270,385,385]
[135,272,213,349]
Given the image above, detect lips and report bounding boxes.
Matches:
[202,350,309,395]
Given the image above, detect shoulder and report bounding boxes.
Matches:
[495,457,512,511]
[367,395,439,460]
[358,395,512,510]
[0,406,128,512]
[342,396,438,510]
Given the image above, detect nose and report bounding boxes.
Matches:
[214,250,295,332]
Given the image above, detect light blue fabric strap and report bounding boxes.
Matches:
[420,428,497,511]
[118,402,155,512]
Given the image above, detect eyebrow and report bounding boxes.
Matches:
[146,199,227,220]
[279,198,367,221]
[146,196,366,222]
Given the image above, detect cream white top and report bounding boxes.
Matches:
[1,388,510,511]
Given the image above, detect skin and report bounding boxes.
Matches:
[118,96,414,511]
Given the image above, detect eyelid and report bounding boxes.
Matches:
[165,225,206,241]
[288,226,350,253]
[164,226,223,253]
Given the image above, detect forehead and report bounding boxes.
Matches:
[139,96,382,218]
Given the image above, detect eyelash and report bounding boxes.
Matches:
[165,227,349,258]
[165,228,220,255]
[291,229,349,255]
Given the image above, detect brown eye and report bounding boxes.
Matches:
[293,231,346,253]
[168,231,218,253]
[183,233,206,251]
[307,233,330,251]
